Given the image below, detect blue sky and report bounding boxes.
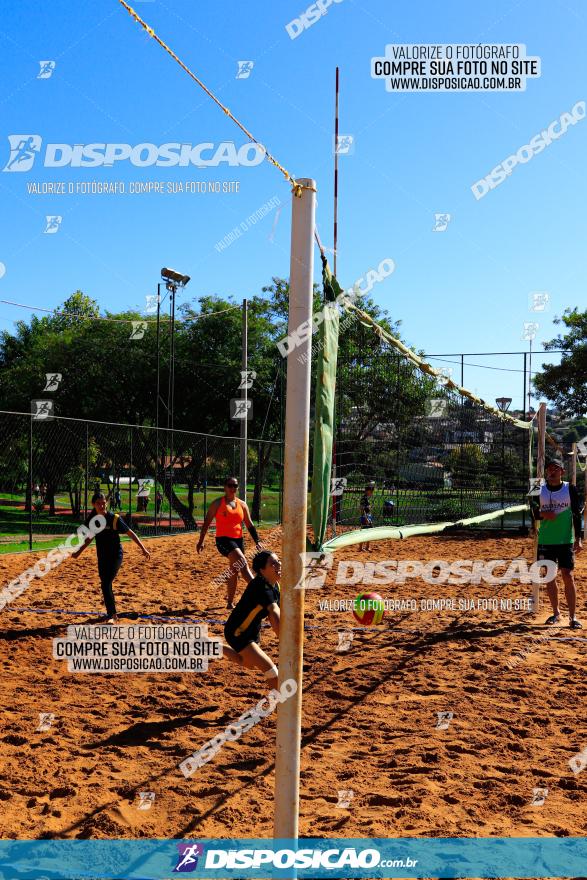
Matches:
[0,0,585,413]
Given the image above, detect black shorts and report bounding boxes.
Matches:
[537,544,575,571]
[224,623,259,654]
[215,536,244,557]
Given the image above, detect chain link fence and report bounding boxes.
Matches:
[0,411,282,551]
[330,334,531,535]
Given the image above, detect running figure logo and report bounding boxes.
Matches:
[426,399,447,418]
[330,477,347,497]
[436,711,453,730]
[527,477,543,497]
[236,61,254,79]
[31,400,54,421]
[174,843,204,872]
[44,216,62,234]
[336,630,354,653]
[238,370,256,390]
[334,134,354,155]
[230,398,252,420]
[336,789,354,808]
[43,373,62,392]
[137,791,155,811]
[569,746,587,775]
[36,712,55,732]
[294,552,334,589]
[130,321,148,340]
[3,135,42,172]
[37,61,56,79]
[531,787,548,806]
[432,213,452,232]
[522,322,539,341]
[144,294,160,314]
[529,291,550,312]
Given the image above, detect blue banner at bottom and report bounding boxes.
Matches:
[0,838,586,879]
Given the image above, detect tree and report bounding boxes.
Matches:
[0,273,424,526]
[446,444,488,489]
[533,308,587,418]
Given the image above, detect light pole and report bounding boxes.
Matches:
[158,267,190,531]
[496,397,512,529]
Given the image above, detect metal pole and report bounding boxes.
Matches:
[204,436,208,517]
[85,423,89,517]
[522,352,527,529]
[500,419,505,530]
[155,282,161,535]
[274,177,316,841]
[170,284,177,533]
[528,339,533,415]
[156,283,161,432]
[155,426,159,536]
[129,428,133,519]
[333,66,339,278]
[532,401,547,614]
[331,68,340,528]
[28,416,33,551]
[570,442,577,486]
[459,354,464,519]
[240,298,248,503]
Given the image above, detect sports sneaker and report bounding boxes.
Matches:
[545,614,561,625]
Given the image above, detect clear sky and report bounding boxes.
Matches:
[0,0,585,413]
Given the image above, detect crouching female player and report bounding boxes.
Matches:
[222,549,280,690]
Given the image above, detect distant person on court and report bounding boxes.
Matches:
[71,492,151,624]
[113,488,122,511]
[533,457,583,629]
[222,550,281,690]
[359,481,376,552]
[197,476,260,608]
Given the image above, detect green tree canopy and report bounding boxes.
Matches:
[534,308,587,418]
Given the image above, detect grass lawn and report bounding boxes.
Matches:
[0,482,283,554]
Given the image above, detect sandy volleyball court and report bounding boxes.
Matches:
[0,530,586,842]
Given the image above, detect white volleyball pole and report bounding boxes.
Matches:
[274,178,316,840]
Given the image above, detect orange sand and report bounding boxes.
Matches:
[0,530,586,843]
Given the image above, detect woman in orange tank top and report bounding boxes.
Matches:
[197,476,260,607]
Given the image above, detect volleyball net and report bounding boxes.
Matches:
[310,258,534,551]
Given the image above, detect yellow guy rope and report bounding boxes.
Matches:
[343,300,532,430]
[117,0,312,198]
